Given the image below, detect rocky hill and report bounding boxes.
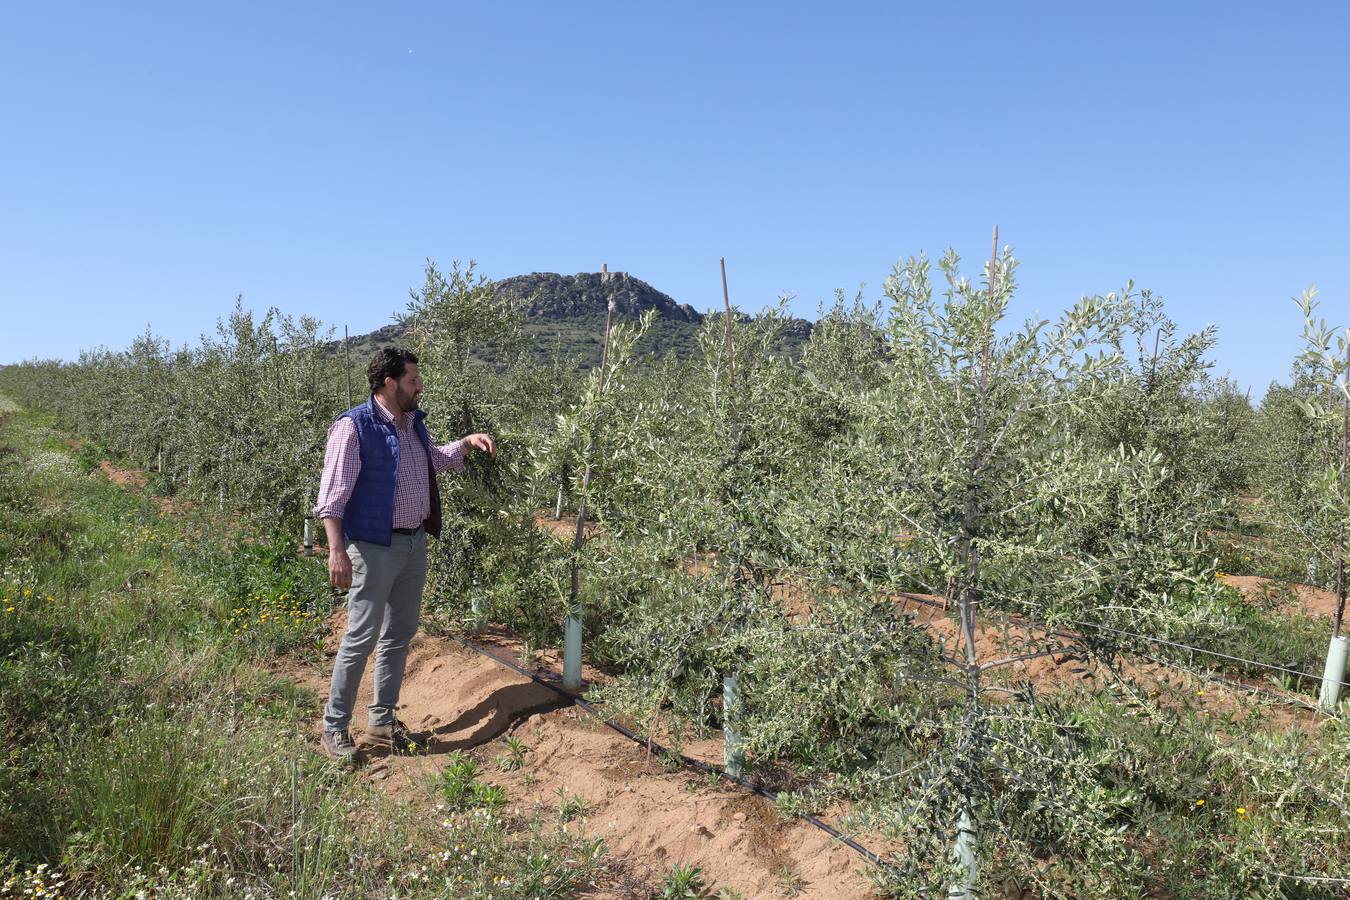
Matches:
[497,271,702,323]
[338,271,812,369]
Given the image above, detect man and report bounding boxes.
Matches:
[314,346,495,760]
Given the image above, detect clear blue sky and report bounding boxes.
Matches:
[2,2,1346,393]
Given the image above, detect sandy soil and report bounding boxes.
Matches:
[288,610,880,898]
[533,511,601,543]
[285,575,1321,899]
[770,573,1322,731]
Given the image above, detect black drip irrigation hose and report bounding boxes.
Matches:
[447,634,887,869]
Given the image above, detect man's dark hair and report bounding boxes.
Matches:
[367,347,419,393]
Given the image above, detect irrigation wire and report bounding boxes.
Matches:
[981,587,1340,686]
[445,633,889,869]
[1054,617,1331,717]
[547,514,1341,692]
[963,586,1345,713]
[814,578,1334,709]
[783,566,1339,701]
[713,564,1333,714]
[1121,647,1323,713]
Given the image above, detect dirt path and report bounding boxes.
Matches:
[285,612,880,899]
[91,458,196,515]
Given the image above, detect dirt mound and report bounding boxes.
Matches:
[294,611,879,898]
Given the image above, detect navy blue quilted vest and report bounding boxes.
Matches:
[339,397,443,545]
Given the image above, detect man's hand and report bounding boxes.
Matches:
[329,547,353,590]
[321,517,352,589]
[463,432,497,457]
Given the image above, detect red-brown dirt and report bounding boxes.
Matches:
[287,610,879,898]
[92,458,196,514]
[283,573,1322,898]
[534,516,1325,730]
[97,459,147,489]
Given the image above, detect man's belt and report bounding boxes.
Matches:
[392,526,421,535]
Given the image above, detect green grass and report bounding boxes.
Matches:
[0,400,608,898]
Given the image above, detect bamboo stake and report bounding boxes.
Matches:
[959,225,998,674]
[344,325,353,408]
[564,266,617,691]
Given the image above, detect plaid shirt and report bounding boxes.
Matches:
[313,396,465,529]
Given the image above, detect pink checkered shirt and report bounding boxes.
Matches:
[313,395,466,530]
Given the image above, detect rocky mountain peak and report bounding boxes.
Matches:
[494,272,703,323]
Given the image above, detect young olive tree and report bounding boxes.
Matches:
[1248,290,1346,592]
[1283,288,1349,706]
[815,247,1166,896]
[402,260,566,636]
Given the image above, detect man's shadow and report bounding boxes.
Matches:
[367,682,570,759]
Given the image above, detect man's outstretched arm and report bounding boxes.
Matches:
[430,433,495,474]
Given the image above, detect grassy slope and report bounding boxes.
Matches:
[0,402,605,898]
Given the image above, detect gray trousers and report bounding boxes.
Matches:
[323,528,428,733]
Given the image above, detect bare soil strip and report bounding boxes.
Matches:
[284,611,878,899]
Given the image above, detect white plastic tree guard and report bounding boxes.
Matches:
[723,672,744,777]
[948,807,978,898]
[1319,634,1348,711]
[563,613,583,692]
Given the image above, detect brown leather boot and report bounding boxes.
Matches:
[366,718,429,755]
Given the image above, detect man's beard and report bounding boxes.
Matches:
[395,385,420,413]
